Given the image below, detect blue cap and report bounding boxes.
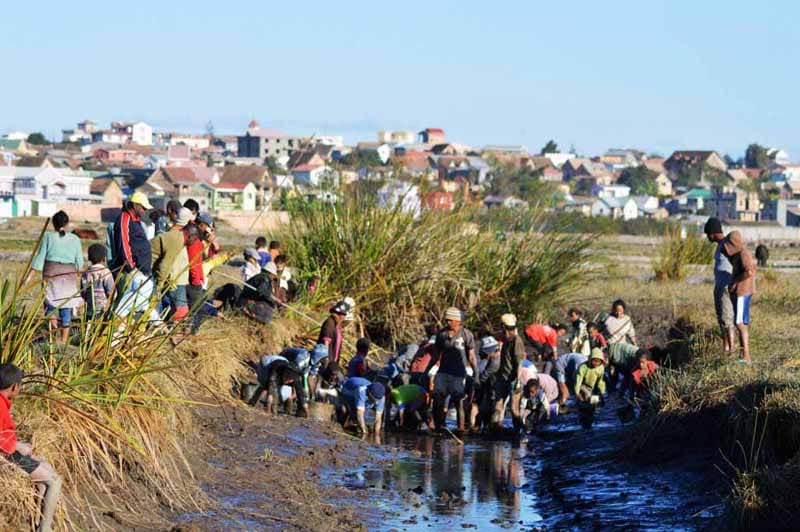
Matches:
[368,382,385,400]
[197,212,214,226]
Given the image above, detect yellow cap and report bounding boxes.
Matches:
[129,191,153,210]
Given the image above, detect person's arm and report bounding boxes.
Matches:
[468,348,479,378]
[733,249,757,291]
[30,233,49,273]
[374,400,384,432]
[119,213,136,271]
[574,366,585,399]
[356,407,367,433]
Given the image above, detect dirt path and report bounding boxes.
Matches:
[171,401,394,531]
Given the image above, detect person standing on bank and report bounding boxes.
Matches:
[28,211,84,344]
[722,230,756,364]
[704,217,736,354]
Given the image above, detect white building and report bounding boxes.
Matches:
[591,196,638,220]
[130,122,153,146]
[378,131,416,145]
[377,181,421,217]
[0,167,95,217]
[169,134,209,149]
[593,184,631,199]
[314,135,344,147]
[2,132,29,141]
[543,152,576,168]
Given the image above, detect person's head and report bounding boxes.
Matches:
[321,362,343,386]
[367,382,385,403]
[590,348,605,368]
[501,313,517,338]
[282,365,301,385]
[88,243,106,265]
[0,363,24,399]
[611,299,626,318]
[148,209,164,224]
[356,337,370,355]
[174,207,193,228]
[243,247,260,265]
[183,223,201,246]
[636,348,651,367]
[330,299,351,323]
[255,236,268,249]
[587,322,601,337]
[704,217,724,243]
[524,377,539,397]
[196,212,214,234]
[275,254,288,271]
[183,199,200,217]
[444,307,463,332]
[568,308,582,322]
[129,191,153,218]
[479,335,499,358]
[269,240,281,259]
[552,322,568,337]
[166,199,183,222]
[51,210,69,236]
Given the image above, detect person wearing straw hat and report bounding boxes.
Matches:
[432,307,478,433]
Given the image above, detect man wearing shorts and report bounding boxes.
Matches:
[722,230,756,364]
[704,217,735,353]
[432,307,478,432]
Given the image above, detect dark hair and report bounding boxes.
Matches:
[183,199,200,214]
[612,299,626,312]
[0,363,23,390]
[167,199,182,215]
[88,243,106,264]
[636,348,651,359]
[269,240,281,250]
[255,236,267,248]
[184,223,200,240]
[587,321,599,331]
[52,210,69,236]
[275,254,287,265]
[551,321,567,332]
[568,308,582,317]
[525,377,539,389]
[149,209,164,223]
[356,337,370,353]
[322,362,343,384]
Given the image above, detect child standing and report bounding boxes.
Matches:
[0,364,62,532]
[81,243,114,319]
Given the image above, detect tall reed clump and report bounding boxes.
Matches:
[282,192,593,344]
[0,277,202,529]
[652,226,714,281]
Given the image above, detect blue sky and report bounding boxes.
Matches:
[2,0,798,159]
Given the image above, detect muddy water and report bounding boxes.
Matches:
[336,400,723,531]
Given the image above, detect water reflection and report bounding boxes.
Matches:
[343,433,539,528]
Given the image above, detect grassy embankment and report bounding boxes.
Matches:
[590,229,800,531]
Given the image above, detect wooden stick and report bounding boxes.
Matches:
[443,425,464,445]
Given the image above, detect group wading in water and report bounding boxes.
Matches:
[1,202,759,529]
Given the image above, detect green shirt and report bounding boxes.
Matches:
[574,363,606,396]
[608,342,639,371]
[31,231,84,271]
[390,384,426,410]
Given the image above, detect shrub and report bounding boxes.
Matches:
[653,227,714,281]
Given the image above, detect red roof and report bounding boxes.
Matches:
[293,163,323,172]
[425,128,445,134]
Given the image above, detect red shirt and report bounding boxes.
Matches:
[525,324,558,348]
[0,394,17,454]
[632,360,659,387]
[184,229,205,287]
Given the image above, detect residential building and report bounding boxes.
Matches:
[632,195,665,219]
[0,166,95,217]
[600,149,643,169]
[776,199,800,226]
[770,164,800,183]
[141,167,216,209]
[543,152,575,168]
[592,184,630,199]
[562,197,592,216]
[169,134,209,150]
[710,189,761,222]
[655,173,673,196]
[767,148,790,165]
[92,130,129,144]
[293,163,331,188]
[422,190,454,211]
[392,152,435,179]
[356,142,392,164]
[378,131,416,145]
[377,181,421,216]
[591,196,638,220]
[313,135,344,147]
[199,174,258,212]
[434,155,490,184]
[418,128,446,145]
[220,166,272,208]
[781,180,800,200]
[664,188,713,216]
[482,145,529,155]
[541,167,563,182]
[89,177,124,206]
[483,195,528,210]
[237,119,302,160]
[2,132,29,141]
[643,157,666,174]
[664,150,727,175]
[0,139,34,155]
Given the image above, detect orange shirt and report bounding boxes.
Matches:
[0,394,17,454]
[525,324,558,348]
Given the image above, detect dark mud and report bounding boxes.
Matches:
[333,399,724,531]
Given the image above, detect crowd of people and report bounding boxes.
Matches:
[3,209,760,530]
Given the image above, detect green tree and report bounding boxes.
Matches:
[617,165,658,196]
[539,140,558,155]
[264,156,281,176]
[745,143,768,169]
[27,132,49,145]
[339,150,382,168]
